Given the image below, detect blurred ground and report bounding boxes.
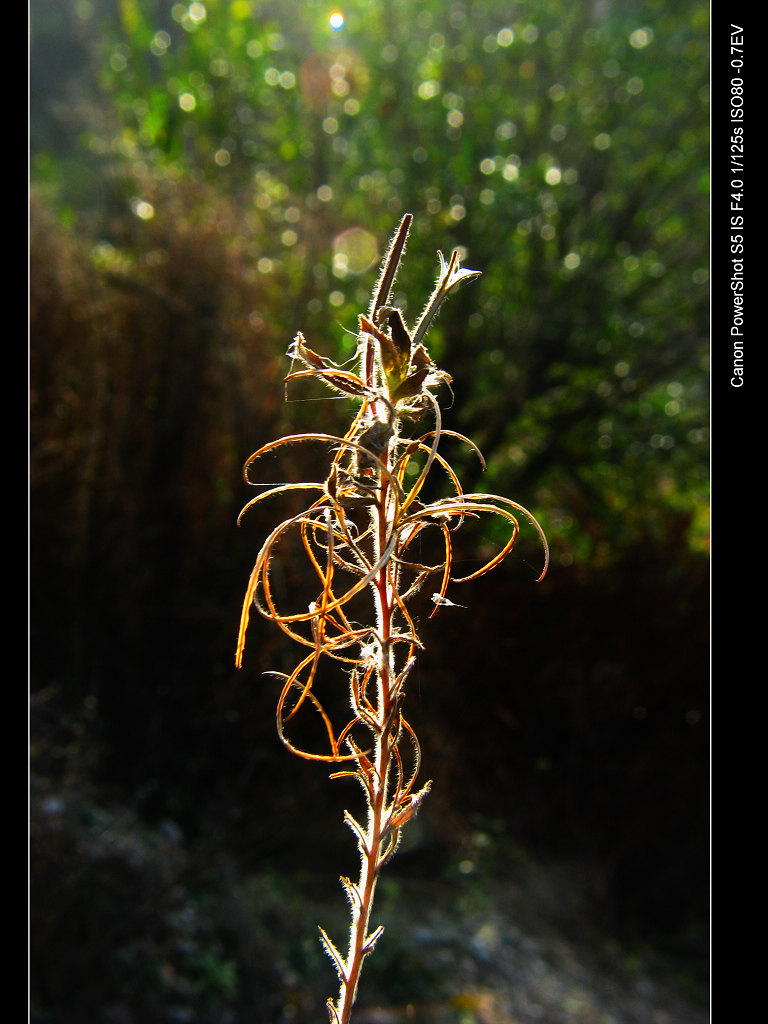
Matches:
[30,765,708,1024]
[30,553,708,1023]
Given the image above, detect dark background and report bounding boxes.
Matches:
[30,1,709,1021]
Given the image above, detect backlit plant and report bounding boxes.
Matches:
[235,214,548,1022]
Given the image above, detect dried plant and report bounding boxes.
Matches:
[235,213,548,1022]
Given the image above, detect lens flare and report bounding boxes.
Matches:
[330,11,344,30]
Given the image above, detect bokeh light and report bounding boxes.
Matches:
[332,226,378,278]
[329,10,344,30]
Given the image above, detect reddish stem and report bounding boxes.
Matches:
[334,471,395,1024]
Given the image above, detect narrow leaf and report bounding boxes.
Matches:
[318,925,348,984]
[362,924,385,956]
[339,875,364,914]
[391,366,429,403]
[287,331,329,370]
[285,367,373,399]
[377,305,412,373]
[377,827,402,869]
[371,213,412,316]
[343,810,370,856]
[412,249,481,349]
[390,780,433,829]
[359,313,403,383]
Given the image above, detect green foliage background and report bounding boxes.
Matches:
[31,0,709,567]
[30,2,709,1021]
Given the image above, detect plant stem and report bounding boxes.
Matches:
[334,454,396,1024]
[336,721,391,1023]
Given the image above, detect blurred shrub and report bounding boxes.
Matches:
[31,0,709,567]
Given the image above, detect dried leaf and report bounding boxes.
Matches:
[285,367,373,399]
[370,213,412,317]
[391,366,429,403]
[287,331,330,370]
[343,810,370,856]
[326,998,341,1024]
[389,780,432,830]
[377,304,412,367]
[319,926,348,984]
[362,925,385,956]
[358,314,400,383]
[340,875,364,913]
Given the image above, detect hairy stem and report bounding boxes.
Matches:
[335,723,391,1022]
[333,448,396,1024]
